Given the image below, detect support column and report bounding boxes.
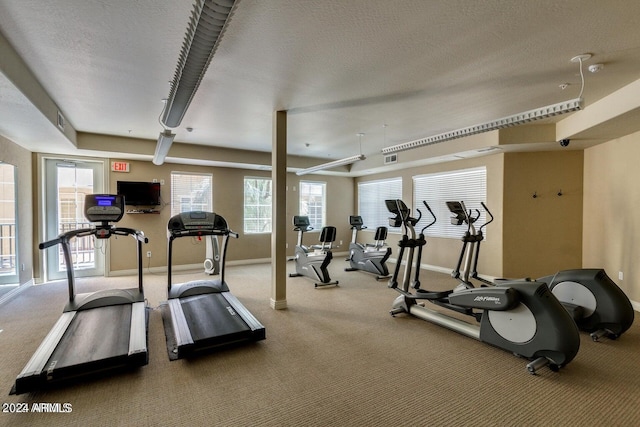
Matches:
[271,110,288,309]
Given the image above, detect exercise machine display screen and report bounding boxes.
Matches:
[168,211,229,233]
[85,194,125,222]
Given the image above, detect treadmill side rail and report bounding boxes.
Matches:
[168,298,195,348]
[16,311,76,381]
[128,302,148,356]
[222,292,266,336]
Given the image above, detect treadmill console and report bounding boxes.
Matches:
[84,194,125,223]
[168,211,229,235]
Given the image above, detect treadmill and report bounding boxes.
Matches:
[11,194,149,395]
[161,211,265,360]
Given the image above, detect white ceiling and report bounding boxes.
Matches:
[2,0,640,166]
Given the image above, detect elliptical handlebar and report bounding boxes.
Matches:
[411,208,422,227]
[421,201,436,234]
[479,202,494,232]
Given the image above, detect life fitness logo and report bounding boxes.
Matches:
[473,296,501,304]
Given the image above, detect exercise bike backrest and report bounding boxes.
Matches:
[292,215,336,250]
[315,226,337,250]
[373,226,388,245]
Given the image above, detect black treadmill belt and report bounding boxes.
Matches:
[49,305,132,370]
[180,293,251,342]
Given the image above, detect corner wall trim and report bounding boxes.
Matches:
[0,279,34,307]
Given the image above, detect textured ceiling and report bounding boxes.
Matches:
[1,0,640,164]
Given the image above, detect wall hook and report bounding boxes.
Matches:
[557,189,563,196]
[532,191,538,199]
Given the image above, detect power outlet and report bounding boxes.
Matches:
[147,251,152,258]
[619,271,624,281]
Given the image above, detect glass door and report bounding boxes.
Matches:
[0,161,18,285]
[44,159,105,281]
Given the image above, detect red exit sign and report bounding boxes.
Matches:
[111,161,130,172]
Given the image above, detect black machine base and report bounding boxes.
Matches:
[160,289,265,360]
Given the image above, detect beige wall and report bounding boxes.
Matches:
[502,151,584,278]
[108,159,354,272]
[583,130,640,302]
[353,149,585,282]
[355,154,505,279]
[0,136,33,285]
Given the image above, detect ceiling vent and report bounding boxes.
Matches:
[384,154,397,165]
[57,111,65,131]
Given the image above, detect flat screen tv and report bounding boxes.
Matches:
[116,181,161,206]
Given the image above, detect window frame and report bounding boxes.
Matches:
[170,171,213,216]
[243,176,273,234]
[412,166,487,239]
[357,177,403,231]
[298,180,326,230]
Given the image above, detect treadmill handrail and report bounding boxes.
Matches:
[169,228,233,238]
[39,226,148,300]
[167,225,238,291]
[39,227,95,249]
[112,227,149,244]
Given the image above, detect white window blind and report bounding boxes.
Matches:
[357,177,402,229]
[170,172,212,216]
[244,177,272,233]
[299,181,326,229]
[413,167,487,238]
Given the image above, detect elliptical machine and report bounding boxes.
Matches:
[387,199,580,374]
[289,215,338,287]
[447,200,635,341]
[345,215,392,280]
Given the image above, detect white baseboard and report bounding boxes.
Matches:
[270,298,287,310]
[0,279,34,307]
[387,256,453,276]
[108,258,278,277]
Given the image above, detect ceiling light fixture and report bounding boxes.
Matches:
[296,133,367,176]
[381,98,582,154]
[382,55,590,155]
[153,0,237,165]
[153,130,176,165]
[296,154,366,176]
[161,0,237,128]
